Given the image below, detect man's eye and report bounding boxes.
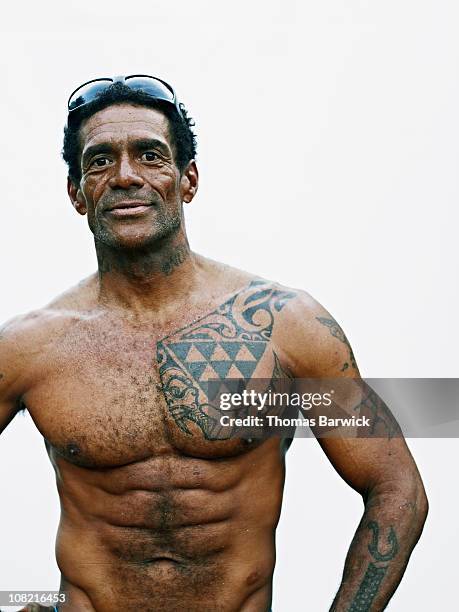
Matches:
[142,151,159,162]
[91,157,111,168]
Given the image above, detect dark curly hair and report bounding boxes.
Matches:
[63,82,197,184]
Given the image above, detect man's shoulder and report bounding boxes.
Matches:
[0,274,98,352]
[219,269,320,321]
[239,277,360,378]
[215,270,356,377]
[249,279,330,343]
[203,258,317,311]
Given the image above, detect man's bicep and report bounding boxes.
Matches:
[316,434,417,497]
[311,378,415,495]
[0,318,28,434]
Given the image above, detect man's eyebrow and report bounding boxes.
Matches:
[132,138,171,156]
[81,143,115,164]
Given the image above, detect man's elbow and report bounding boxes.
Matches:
[367,469,428,533]
[405,470,429,529]
[416,480,429,529]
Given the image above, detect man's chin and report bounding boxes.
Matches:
[94,227,180,252]
[91,213,182,251]
[97,234,163,251]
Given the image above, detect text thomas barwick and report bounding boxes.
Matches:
[220,415,371,427]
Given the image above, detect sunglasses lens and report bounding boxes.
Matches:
[68,79,113,111]
[124,76,175,103]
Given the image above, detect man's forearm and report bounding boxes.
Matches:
[330,480,428,611]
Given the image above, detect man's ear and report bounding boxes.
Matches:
[67,176,87,215]
[180,161,199,204]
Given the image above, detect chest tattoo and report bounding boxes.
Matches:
[156,280,296,439]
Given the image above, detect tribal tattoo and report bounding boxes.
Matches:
[349,521,399,612]
[367,521,399,562]
[156,280,296,439]
[353,386,401,440]
[316,316,357,371]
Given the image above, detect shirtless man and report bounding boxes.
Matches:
[0,76,427,611]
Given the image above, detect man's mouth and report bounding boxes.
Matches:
[106,201,154,217]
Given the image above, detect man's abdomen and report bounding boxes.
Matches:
[53,443,284,611]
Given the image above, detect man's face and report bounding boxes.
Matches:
[68,103,197,250]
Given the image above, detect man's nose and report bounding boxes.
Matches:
[108,155,145,189]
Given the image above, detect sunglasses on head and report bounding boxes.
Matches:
[67,74,184,118]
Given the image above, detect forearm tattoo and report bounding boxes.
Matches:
[348,521,399,612]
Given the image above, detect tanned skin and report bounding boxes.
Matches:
[0,103,427,611]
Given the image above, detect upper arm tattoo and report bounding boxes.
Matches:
[353,385,401,440]
[316,316,357,371]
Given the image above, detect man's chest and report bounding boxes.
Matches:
[23,286,293,467]
[26,329,166,465]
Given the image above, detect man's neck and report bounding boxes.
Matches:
[95,234,200,314]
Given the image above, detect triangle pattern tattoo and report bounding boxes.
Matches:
[193,342,216,361]
[234,360,258,379]
[209,344,232,361]
[186,361,208,380]
[245,342,266,361]
[211,360,234,379]
[165,337,269,395]
[187,345,207,362]
[168,342,192,362]
[234,345,256,361]
[200,363,219,381]
[227,363,243,378]
[220,341,243,361]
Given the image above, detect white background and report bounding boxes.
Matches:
[0,1,458,610]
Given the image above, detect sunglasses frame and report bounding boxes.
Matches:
[67,74,184,119]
